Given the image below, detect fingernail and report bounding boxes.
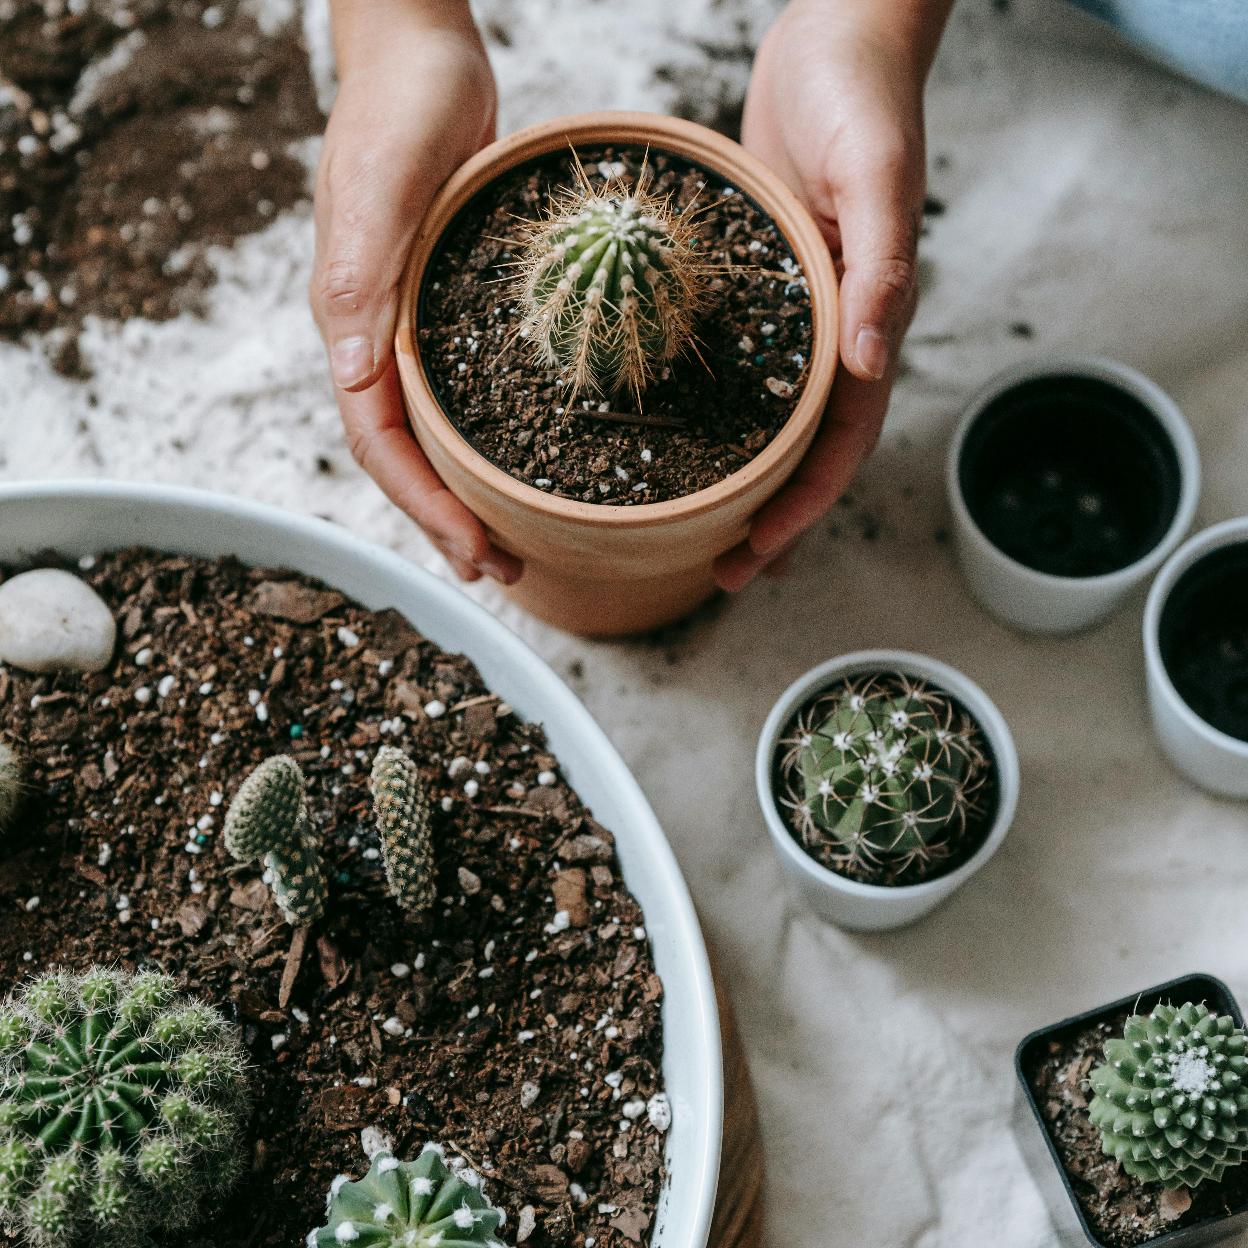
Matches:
[330,336,374,388]
[854,326,890,381]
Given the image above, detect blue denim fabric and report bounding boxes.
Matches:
[1065,0,1248,102]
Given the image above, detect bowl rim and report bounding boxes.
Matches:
[754,648,1020,903]
[0,478,724,1248]
[394,109,839,531]
[945,355,1201,591]
[1143,514,1248,760]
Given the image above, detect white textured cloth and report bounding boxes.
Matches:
[2,2,1247,1244]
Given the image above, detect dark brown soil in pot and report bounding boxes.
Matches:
[1027,1007,1248,1247]
[0,550,667,1248]
[1159,542,1248,743]
[418,143,814,506]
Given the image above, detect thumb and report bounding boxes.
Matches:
[312,144,427,393]
[829,144,924,382]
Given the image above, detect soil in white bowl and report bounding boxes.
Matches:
[0,549,667,1248]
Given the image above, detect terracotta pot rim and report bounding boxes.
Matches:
[396,110,838,530]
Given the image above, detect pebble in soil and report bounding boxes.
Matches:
[0,550,668,1248]
[0,0,323,375]
[419,144,815,506]
[0,567,116,673]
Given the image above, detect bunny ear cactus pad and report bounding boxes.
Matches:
[308,1144,506,1248]
[515,164,709,402]
[224,754,326,926]
[1089,1001,1248,1188]
[0,968,249,1247]
[779,673,992,881]
[369,747,436,917]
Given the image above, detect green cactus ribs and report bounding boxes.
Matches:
[1090,1001,1248,1188]
[308,1144,507,1248]
[224,754,326,926]
[0,968,249,1247]
[370,746,436,917]
[777,672,995,886]
[514,161,710,402]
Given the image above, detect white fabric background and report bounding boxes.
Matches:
[2,1,1247,1243]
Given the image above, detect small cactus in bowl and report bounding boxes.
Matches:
[370,747,436,916]
[778,673,992,883]
[224,755,326,926]
[1089,1001,1248,1187]
[0,967,249,1246]
[514,164,709,401]
[307,1142,506,1248]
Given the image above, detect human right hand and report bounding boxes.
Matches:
[311,0,521,584]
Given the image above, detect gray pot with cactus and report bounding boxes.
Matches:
[1015,974,1248,1246]
[754,649,1019,931]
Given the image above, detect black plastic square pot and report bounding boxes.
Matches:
[1014,974,1248,1248]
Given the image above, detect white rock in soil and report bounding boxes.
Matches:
[0,569,115,674]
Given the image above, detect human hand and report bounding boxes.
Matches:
[311,0,521,584]
[714,0,951,590]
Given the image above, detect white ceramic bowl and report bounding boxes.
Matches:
[755,650,1020,932]
[0,480,722,1248]
[946,356,1200,635]
[1144,516,1248,798]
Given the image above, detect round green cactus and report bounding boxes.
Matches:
[370,746,435,916]
[778,674,991,879]
[515,169,707,400]
[307,1143,506,1248]
[0,968,249,1246]
[1089,1001,1248,1188]
[224,754,326,926]
[0,743,24,835]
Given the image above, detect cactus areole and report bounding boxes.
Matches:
[777,672,995,886]
[0,968,249,1247]
[1090,1002,1248,1188]
[309,1144,506,1248]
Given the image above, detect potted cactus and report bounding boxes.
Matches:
[946,357,1200,635]
[395,111,839,636]
[755,650,1019,930]
[1144,517,1248,798]
[1015,974,1248,1246]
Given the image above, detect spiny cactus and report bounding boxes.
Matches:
[307,1142,506,1248]
[0,968,249,1247]
[778,673,991,881]
[1089,1001,1248,1188]
[370,747,435,916]
[514,164,708,401]
[0,743,24,834]
[224,755,325,926]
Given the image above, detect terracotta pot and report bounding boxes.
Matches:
[395,111,838,637]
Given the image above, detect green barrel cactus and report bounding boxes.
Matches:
[778,674,991,878]
[1089,1001,1248,1187]
[224,755,326,926]
[515,170,707,400]
[307,1143,506,1248]
[370,747,435,916]
[0,743,23,834]
[0,968,249,1246]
